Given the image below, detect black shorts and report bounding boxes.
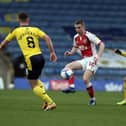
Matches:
[26,54,45,79]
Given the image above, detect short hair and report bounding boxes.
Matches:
[74,19,85,26]
[18,12,29,22]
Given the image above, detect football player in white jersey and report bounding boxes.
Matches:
[62,20,105,106]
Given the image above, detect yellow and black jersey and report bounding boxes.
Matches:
[5,26,46,58]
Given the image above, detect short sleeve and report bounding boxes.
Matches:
[86,31,101,45]
[5,28,16,42]
[73,35,78,47]
[36,28,46,38]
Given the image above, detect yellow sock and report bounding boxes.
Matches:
[33,80,54,104]
[124,82,126,99]
[37,80,43,87]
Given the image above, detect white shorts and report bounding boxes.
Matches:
[77,56,98,73]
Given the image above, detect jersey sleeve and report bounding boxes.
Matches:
[73,35,78,48]
[86,31,101,45]
[36,28,46,38]
[5,28,16,42]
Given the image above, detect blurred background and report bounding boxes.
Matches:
[0,0,126,91]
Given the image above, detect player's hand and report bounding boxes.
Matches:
[50,52,57,63]
[64,51,72,56]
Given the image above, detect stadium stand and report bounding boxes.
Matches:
[0,0,126,79]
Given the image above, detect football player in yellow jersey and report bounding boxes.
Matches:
[114,49,126,105]
[0,12,57,111]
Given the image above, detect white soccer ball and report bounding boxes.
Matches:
[60,68,73,80]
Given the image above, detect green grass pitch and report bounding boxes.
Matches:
[0,90,125,126]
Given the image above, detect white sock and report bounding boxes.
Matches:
[70,84,75,88]
[86,82,92,88]
[90,97,96,100]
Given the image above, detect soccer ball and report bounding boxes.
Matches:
[60,68,73,80]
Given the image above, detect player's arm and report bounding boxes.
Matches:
[114,49,126,57]
[97,42,105,58]
[37,28,57,62]
[86,31,105,59]
[0,40,9,49]
[0,29,15,49]
[64,37,78,56]
[42,34,57,62]
[64,46,78,56]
